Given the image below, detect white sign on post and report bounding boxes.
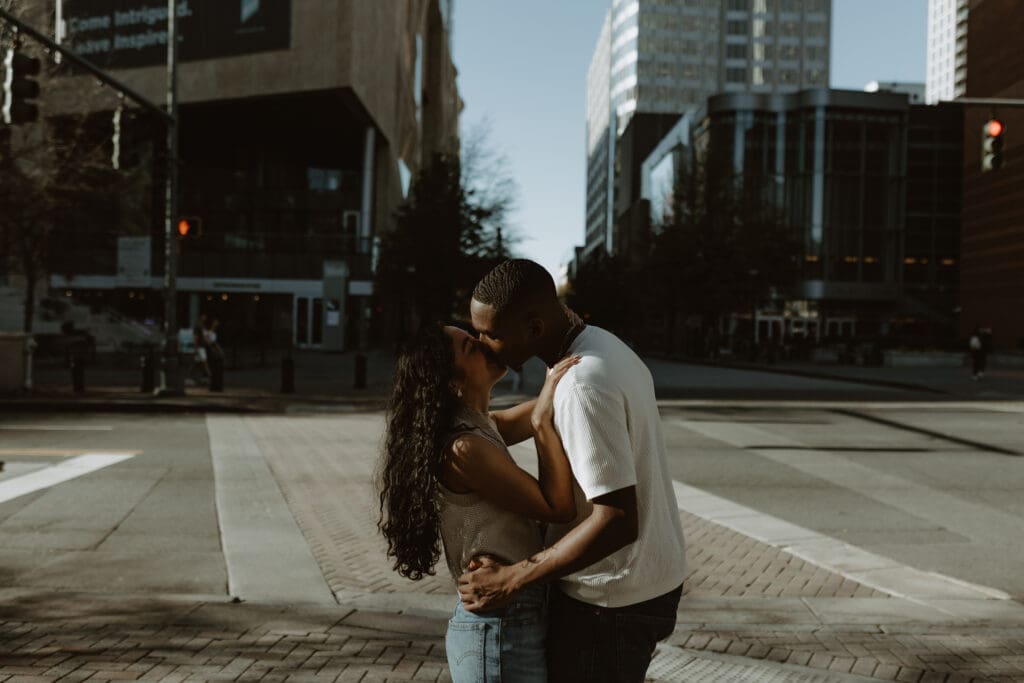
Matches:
[117,236,151,287]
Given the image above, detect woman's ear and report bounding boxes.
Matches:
[525,315,545,342]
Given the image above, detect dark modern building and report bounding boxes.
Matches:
[631,88,963,350]
[959,0,1024,350]
[28,0,460,351]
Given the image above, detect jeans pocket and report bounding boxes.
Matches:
[447,619,504,683]
[446,621,485,681]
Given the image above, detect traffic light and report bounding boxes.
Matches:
[177,216,202,238]
[2,48,40,126]
[981,118,1004,172]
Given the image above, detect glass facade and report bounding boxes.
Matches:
[677,90,962,337]
[691,91,908,326]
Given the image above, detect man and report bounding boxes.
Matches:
[461,259,686,682]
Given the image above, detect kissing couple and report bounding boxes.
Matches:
[378,259,686,682]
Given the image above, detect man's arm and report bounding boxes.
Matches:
[458,485,638,611]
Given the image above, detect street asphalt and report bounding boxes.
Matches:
[1,359,1023,681]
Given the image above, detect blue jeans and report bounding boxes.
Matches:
[547,584,682,683]
[445,584,547,683]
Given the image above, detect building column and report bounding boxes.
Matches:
[360,127,376,254]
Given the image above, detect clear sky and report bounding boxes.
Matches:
[452,0,928,280]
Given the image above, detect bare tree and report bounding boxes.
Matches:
[1,2,153,332]
[459,116,521,260]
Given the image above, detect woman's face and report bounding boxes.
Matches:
[445,325,507,393]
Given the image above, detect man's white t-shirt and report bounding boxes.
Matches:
[546,325,687,608]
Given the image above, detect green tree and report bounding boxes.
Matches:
[375,152,514,334]
[653,166,801,353]
[566,250,634,338]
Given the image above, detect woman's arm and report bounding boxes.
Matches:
[446,432,575,524]
[489,400,537,446]
[447,355,581,524]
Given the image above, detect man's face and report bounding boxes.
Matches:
[470,299,534,372]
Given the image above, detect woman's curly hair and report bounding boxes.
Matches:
[377,322,461,580]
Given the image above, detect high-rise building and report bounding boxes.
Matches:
[926,0,968,104]
[583,0,831,261]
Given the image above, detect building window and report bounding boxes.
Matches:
[727,0,749,10]
[805,21,828,38]
[727,19,749,35]
[727,67,747,83]
[805,45,827,61]
[726,43,748,59]
[778,43,800,60]
[778,68,798,85]
[805,68,826,84]
[779,20,801,37]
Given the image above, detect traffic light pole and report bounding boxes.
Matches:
[161,0,184,396]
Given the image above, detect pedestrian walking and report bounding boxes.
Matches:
[187,313,210,386]
[969,325,988,380]
[460,259,687,682]
[377,322,579,682]
[205,319,225,391]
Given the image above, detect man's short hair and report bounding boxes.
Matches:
[472,259,556,318]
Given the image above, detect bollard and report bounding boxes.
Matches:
[281,354,295,394]
[71,354,85,394]
[354,353,367,390]
[210,354,224,392]
[140,351,155,393]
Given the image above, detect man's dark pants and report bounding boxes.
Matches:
[546,584,682,682]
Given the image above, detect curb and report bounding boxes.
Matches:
[0,391,389,415]
[650,355,951,396]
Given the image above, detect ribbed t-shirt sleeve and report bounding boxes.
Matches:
[554,380,636,500]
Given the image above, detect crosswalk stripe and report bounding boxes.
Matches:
[0,453,135,504]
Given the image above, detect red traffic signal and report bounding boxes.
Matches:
[981,118,1005,172]
[177,216,202,237]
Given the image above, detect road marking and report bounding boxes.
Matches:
[0,453,135,504]
[207,415,335,605]
[0,425,115,431]
[0,449,140,457]
[833,408,1021,456]
[672,417,1020,619]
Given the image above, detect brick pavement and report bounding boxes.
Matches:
[3,412,1024,682]
[246,413,1024,682]
[0,592,450,683]
[248,414,890,604]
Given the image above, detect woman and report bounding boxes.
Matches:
[377,322,579,682]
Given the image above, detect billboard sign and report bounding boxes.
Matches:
[63,0,291,69]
